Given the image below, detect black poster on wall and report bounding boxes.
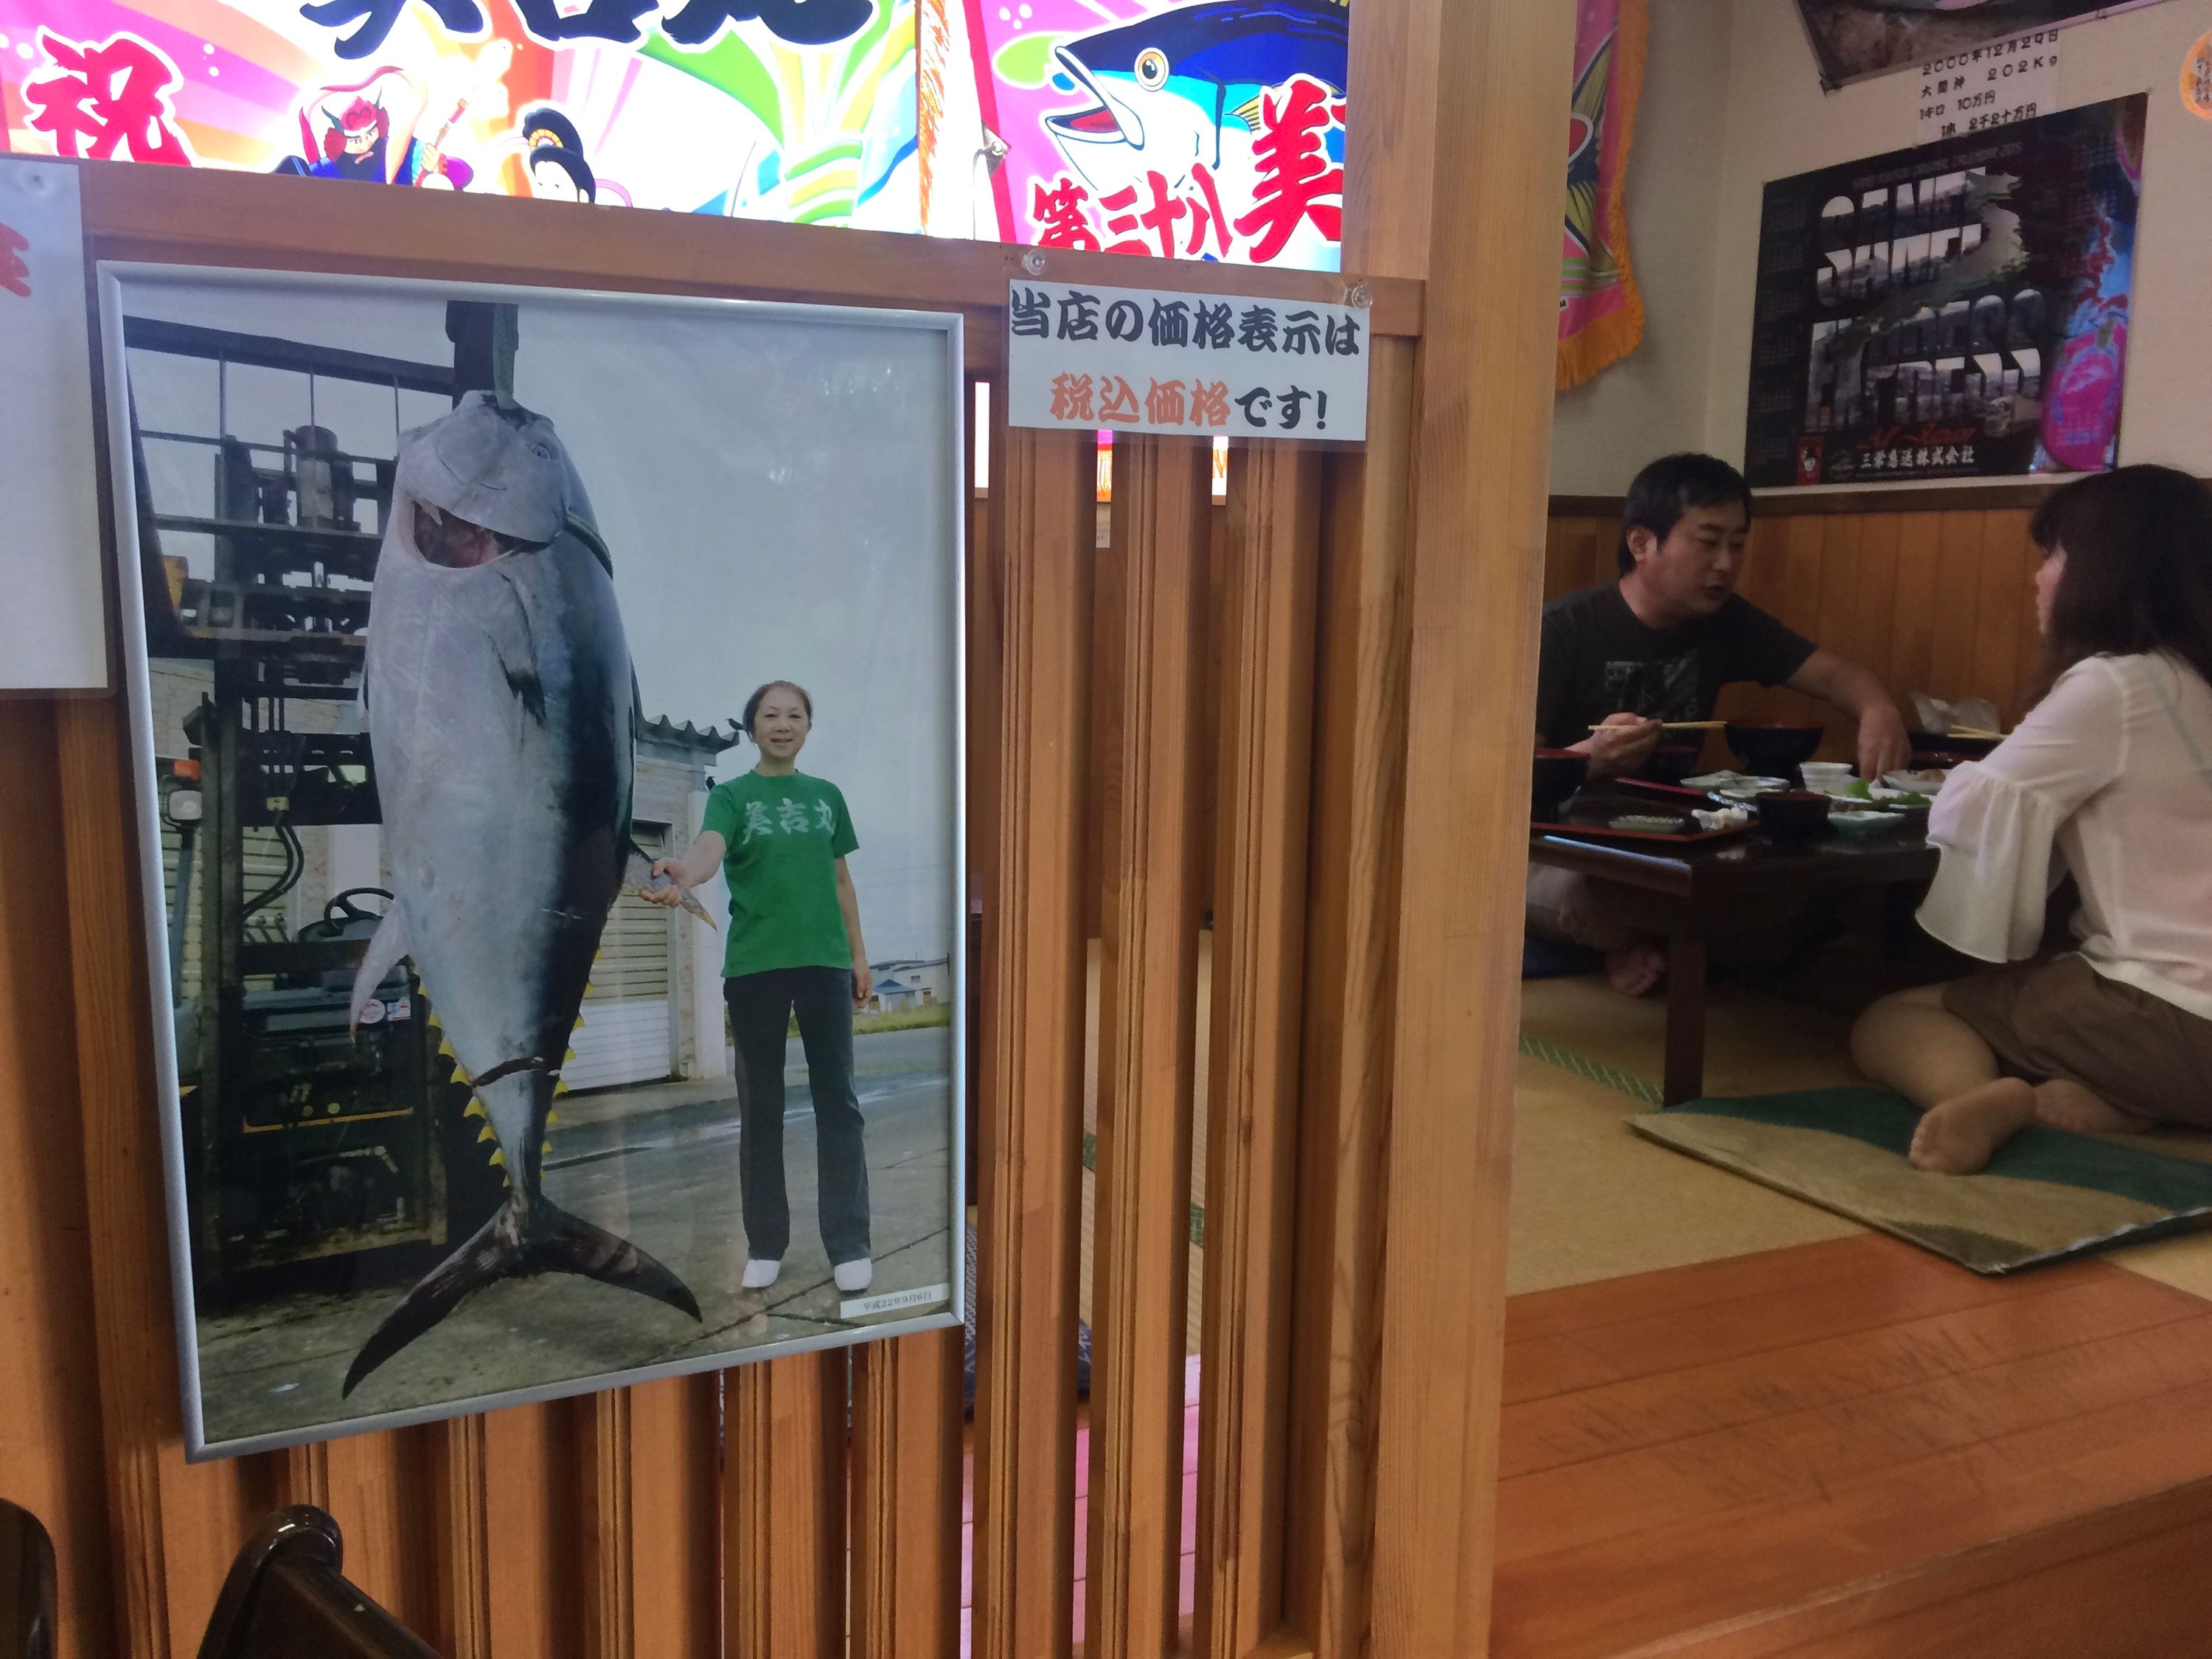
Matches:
[1742,94,2144,490]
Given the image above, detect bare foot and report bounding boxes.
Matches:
[1605,942,1667,998]
[2031,1078,2154,1136]
[1910,1078,2036,1175]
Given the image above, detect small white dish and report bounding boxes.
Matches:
[1884,769,1951,795]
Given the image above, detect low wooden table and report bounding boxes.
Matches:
[1527,825,1940,1104]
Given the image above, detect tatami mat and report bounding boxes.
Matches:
[1515,974,2212,1301]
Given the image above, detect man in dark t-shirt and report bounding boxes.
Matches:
[1535,585,1817,751]
[1531,454,1911,995]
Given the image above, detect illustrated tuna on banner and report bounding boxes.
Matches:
[964,0,1349,271]
[1743,93,2144,489]
[0,0,924,225]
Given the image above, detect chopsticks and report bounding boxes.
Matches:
[1586,719,1728,732]
[1948,726,2006,740]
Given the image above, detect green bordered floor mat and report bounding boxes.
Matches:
[1631,1088,2212,1273]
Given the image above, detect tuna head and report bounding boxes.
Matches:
[1046,0,1348,188]
[395,389,574,564]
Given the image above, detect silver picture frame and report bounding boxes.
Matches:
[100,263,968,1460]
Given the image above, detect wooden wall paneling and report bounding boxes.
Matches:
[627,1374,723,1659]
[1887,512,1944,715]
[1283,339,1416,1659]
[54,695,254,1659]
[483,1401,585,1659]
[970,425,1092,1659]
[312,1430,442,1632]
[1972,509,2035,720]
[433,1416,494,1659]
[581,1388,636,1659]
[850,1329,965,1658]
[1849,516,1905,700]
[1367,0,1573,1654]
[1926,511,1992,710]
[725,1352,848,1659]
[1087,434,1212,1659]
[1192,439,1322,1659]
[0,704,116,1659]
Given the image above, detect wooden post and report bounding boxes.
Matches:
[1194,442,1322,1658]
[1086,434,1211,1659]
[1282,341,1417,1659]
[1368,3,1576,1655]
[850,1330,965,1658]
[434,1416,494,1659]
[725,1353,848,1659]
[972,425,1093,1659]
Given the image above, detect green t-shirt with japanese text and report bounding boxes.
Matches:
[700,770,858,979]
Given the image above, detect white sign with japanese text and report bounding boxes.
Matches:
[1005,280,1368,442]
[1916,28,2062,145]
[0,159,105,691]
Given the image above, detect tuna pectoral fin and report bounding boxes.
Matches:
[348,909,411,1034]
[623,850,717,928]
[341,1197,702,1396]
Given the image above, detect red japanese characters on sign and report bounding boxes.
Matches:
[24,29,197,166]
[1023,74,1344,268]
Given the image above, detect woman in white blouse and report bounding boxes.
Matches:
[1852,465,2212,1175]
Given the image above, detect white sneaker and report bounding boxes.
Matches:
[833,1259,873,1294]
[742,1258,782,1290]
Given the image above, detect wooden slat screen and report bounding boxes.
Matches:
[1,2,1584,1641]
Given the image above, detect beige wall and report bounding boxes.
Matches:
[1549,0,1737,495]
[1551,0,2212,495]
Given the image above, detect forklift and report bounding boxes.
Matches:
[133,305,514,1301]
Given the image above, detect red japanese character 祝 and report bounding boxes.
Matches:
[25,29,195,166]
[1233,74,1344,264]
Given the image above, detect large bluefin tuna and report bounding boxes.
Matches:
[344,390,706,1396]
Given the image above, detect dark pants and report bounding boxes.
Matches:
[725,967,872,1265]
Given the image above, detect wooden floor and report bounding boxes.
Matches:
[1493,1233,2212,1658]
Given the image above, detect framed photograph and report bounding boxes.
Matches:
[100,265,966,1458]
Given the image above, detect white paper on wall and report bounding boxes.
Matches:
[1916,28,2064,145]
[1005,279,1369,442]
[0,159,105,692]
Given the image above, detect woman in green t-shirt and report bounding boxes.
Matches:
[646,681,875,1295]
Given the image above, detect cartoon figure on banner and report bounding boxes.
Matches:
[274,64,487,187]
[505,104,631,206]
[21,29,196,166]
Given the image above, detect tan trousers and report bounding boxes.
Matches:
[1525,865,1639,955]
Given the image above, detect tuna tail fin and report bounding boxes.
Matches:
[624,849,717,928]
[348,908,411,1035]
[341,1194,702,1396]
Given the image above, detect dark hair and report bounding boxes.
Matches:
[1617,453,1754,575]
[742,681,813,739]
[528,146,595,203]
[2026,464,2212,703]
[520,103,585,156]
